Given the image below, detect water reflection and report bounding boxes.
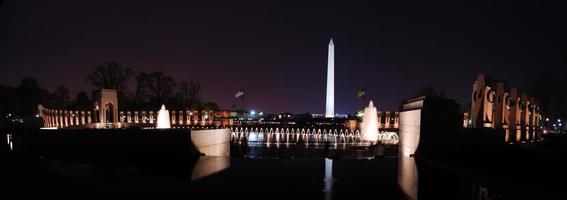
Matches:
[398,156,418,200]
[44,155,230,188]
[323,158,333,200]
[397,156,512,199]
[6,133,13,151]
[191,156,230,181]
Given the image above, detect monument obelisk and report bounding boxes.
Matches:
[325,38,335,118]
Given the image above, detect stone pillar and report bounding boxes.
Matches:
[394,111,400,129]
[119,111,124,123]
[81,111,86,125]
[507,89,520,142]
[59,110,64,127]
[69,111,75,126]
[471,75,485,128]
[520,93,529,141]
[209,112,214,126]
[87,111,92,124]
[51,110,55,127]
[50,110,53,127]
[385,111,391,129]
[171,111,177,125]
[482,86,495,128]
[186,110,191,125]
[201,112,206,126]
[178,111,184,125]
[70,111,74,126]
[149,111,154,124]
[134,111,139,123]
[63,110,69,127]
[492,82,505,129]
[52,110,56,127]
[141,111,147,124]
[75,111,80,125]
[193,111,199,125]
[127,111,132,123]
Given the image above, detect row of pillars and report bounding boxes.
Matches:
[37,105,92,128]
[119,110,214,126]
[471,74,541,142]
[377,111,400,129]
[38,105,217,128]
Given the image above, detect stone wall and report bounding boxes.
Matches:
[191,129,230,156]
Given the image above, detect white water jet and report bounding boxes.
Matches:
[156,104,171,129]
[361,100,379,142]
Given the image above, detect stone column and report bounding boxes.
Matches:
[87,111,92,124]
[59,110,64,127]
[81,111,86,125]
[385,111,391,129]
[209,112,214,126]
[186,110,191,125]
[126,111,132,123]
[75,111,80,125]
[200,112,206,126]
[171,111,176,125]
[149,111,154,124]
[119,111,124,123]
[134,111,139,123]
[394,112,400,129]
[178,111,184,125]
[141,111,147,124]
[520,93,529,141]
[193,111,199,125]
[492,82,505,129]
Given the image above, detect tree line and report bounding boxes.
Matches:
[0,62,219,118]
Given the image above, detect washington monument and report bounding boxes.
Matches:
[325,38,334,118]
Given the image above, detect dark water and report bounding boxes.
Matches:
[1,131,516,199]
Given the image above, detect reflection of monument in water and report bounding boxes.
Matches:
[323,158,333,200]
[156,104,171,129]
[361,101,379,142]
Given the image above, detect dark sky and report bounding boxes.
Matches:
[1,0,566,114]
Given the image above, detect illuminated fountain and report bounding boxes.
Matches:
[361,101,379,143]
[156,104,171,129]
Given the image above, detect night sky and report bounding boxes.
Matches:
[1,0,566,114]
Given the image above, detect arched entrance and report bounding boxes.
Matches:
[105,102,114,123]
[93,89,119,124]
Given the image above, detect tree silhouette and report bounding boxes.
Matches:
[178,80,201,109]
[52,86,70,108]
[73,91,91,110]
[133,72,151,106]
[146,71,176,106]
[86,62,133,93]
